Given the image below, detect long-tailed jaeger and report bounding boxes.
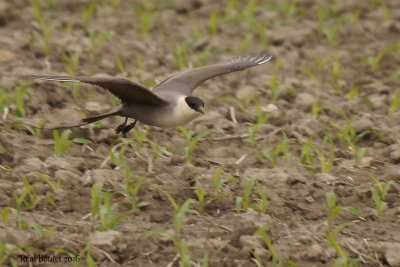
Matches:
[32,54,272,136]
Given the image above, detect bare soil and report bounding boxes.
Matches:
[0,0,399,266]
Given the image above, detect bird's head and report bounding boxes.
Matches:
[185,96,205,114]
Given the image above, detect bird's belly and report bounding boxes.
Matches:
[121,104,199,128]
[150,108,200,127]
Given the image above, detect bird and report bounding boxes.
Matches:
[31,54,272,136]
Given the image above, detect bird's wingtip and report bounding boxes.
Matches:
[256,54,273,65]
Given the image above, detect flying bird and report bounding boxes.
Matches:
[32,54,272,136]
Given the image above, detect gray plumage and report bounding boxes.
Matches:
[31,54,272,135]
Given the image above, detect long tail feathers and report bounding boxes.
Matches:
[81,110,119,123]
[17,108,121,130]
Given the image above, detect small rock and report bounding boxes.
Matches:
[54,170,81,184]
[82,169,121,186]
[239,235,268,260]
[369,94,387,109]
[239,235,263,249]
[0,49,16,62]
[304,243,323,260]
[295,93,316,111]
[235,85,258,102]
[315,173,337,183]
[262,103,278,113]
[353,116,374,133]
[85,101,111,113]
[45,156,72,171]
[381,242,400,267]
[13,157,46,175]
[89,230,122,251]
[359,157,374,168]
[95,129,116,143]
[305,196,315,203]
[286,175,307,185]
[389,145,400,162]
[236,210,272,231]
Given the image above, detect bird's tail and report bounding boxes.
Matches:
[81,107,121,123]
[14,107,121,131]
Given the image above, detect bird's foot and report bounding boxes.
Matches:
[115,117,128,134]
[115,124,126,134]
[121,120,137,137]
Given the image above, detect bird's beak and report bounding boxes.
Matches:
[198,107,204,114]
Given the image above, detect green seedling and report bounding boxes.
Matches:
[146,190,195,265]
[30,222,57,237]
[0,241,39,267]
[15,177,43,211]
[333,120,370,167]
[207,10,221,35]
[332,59,343,92]
[254,227,280,267]
[87,29,114,57]
[0,84,30,118]
[259,133,291,167]
[248,103,270,146]
[311,102,322,116]
[316,148,334,173]
[0,143,6,155]
[90,181,127,231]
[369,173,394,216]
[115,55,129,77]
[172,41,189,70]
[327,223,360,267]
[195,168,238,214]
[269,75,280,101]
[177,127,212,163]
[195,169,230,214]
[120,164,149,211]
[326,191,362,228]
[235,179,269,213]
[326,191,362,266]
[389,90,400,114]
[35,172,61,191]
[147,140,170,158]
[131,2,156,37]
[218,95,250,112]
[300,136,335,173]
[132,126,151,152]
[53,129,73,156]
[239,33,253,54]
[81,2,96,30]
[346,86,360,100]
[242,0,257,22]
[30,0,59,54]
[360,50,385,72]
[63,51,80,75]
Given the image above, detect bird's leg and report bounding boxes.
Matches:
[115,117,128,134]
[121,120,137,137]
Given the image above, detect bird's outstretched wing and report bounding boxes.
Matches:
[31,76,169,105]
[153,54,272,95]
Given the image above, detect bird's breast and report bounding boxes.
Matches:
[121,98,200,127]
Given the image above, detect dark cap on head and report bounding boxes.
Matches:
[185,96,204,114]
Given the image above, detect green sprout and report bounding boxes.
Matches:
[235,179,269,213]
[15,177,44,212]
[177,127,212,163]
[146,189,195,267]
[259,134,291,167]
[90,181,127,231]
[53,129,73,156]
[369,173,394,217]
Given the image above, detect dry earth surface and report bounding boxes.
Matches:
[0,0,400,266]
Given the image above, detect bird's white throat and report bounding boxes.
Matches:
[174,96,201,124]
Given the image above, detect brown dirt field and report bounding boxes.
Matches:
[0,0,400,266]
